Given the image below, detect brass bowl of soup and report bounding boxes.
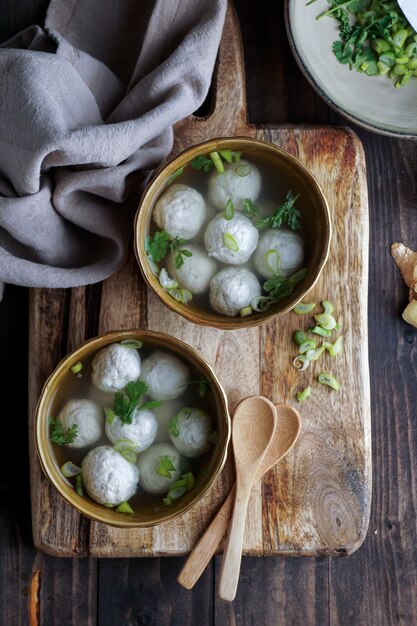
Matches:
[134,137,331,330]
[35,330,230,528]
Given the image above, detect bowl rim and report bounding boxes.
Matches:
[284,0,417,140]
[134,135,332,330]
[35,329,231,528]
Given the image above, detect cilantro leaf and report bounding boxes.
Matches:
[113,380,149,425]
[179,377,210,398]
[49,417,78,446]
[191,155,214,172]
[167,414,179,437]
[244,192,301,231]
[263,268,308,301]
[145,231,170,264]
[243,198,262,221]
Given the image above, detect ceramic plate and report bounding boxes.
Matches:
[285,0,417,138]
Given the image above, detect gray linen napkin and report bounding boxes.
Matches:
[0,0,226,291]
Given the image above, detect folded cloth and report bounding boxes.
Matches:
[0,0,226,290]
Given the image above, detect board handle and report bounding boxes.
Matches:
[174,1,249,147]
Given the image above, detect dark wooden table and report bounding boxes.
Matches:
[1,1,416,624]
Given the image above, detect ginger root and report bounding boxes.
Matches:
[391,242,417,327]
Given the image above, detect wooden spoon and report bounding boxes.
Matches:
[217,395,277,602]
[177,404,301,590]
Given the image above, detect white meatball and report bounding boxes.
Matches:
[140,351,190,400]
[105,409,157,453]
[91,343,141,393]
[166,244,217,295]
[169,407,212,458]
[137,443,183,494]
[81,446,139,506]
[210,268,262,317]
[253,229,304,279]
[153,400,183,443]
[153,184,206,240]
[204,213,259,265]
[208,160,261,211]
[58,399,103,449]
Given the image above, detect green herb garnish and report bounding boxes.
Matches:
[157,455,177,478]
[70,361,83,374]
[244,191,301,230]
[113,380,148,425]
[145,230,192,270]
[163,472,196,505]
[191,154,214,172]
[167,414,179,437]
[180,377,210,398]
[264,268,308,300]
[116,501,134,514]
[75,474,84,497]
[49,417,78,446]
[167,167,184,186]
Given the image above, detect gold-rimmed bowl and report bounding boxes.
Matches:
[35,329,230,528]
[134,137,331,330]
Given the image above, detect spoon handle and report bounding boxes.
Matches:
[177,484,236,589]
[218,481,252,601]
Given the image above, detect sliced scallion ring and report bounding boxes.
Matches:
[70,361,83,374]
[60,461,81,478]
[235,163,251,177]
[240,306,253,317]
[104,503,114,508]
[223,232,239,252]
[265,249,280,274]
[166,167,184,186]
[159,268,179,290]
[180,289,193,305]
[325,335,344,357]
[292,355,310,371]
[120,339,143,350]
[121,449,137,464]
[224,198,234,220]
[168,288,183,302]
[305,345,326,361]
[314,313,337,331]
[321,300,334,315]
[299,339,316,354]
[114,439,137,454]
[317,372,340,391]
[116,501,134,514]
[296,386,312,403]
[292,302,316,315]
[251,296,276,312]
[293,330,308,346]
[147,254,160,276]
[75,474,84,497]
[308,325,332,338]
[219,149,233,163]
[104,407,115,425]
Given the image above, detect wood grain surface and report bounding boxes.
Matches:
[27,3,371,559]
[1,0,417,624]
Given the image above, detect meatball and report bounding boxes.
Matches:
[169,407,212,458]
[81,446,139,506]
[253,229,304,279]
[137,443,183,494]
[210,268,262,316]
[153,399,183,443]
[105,408,157,453]
[140,351,190,401]
[208,160,261,211]
[58,399,103,449]
[91,343,141,393]
[153,183,206,240]
[166,244,217,295]
[204,213,259,265]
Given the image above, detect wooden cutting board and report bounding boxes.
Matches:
[28,3,371,557]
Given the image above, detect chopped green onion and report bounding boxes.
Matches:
[232,151,241,163]
[163,472,195,505]
[224,198,234,220]
[120,339,143,350]
[324,335,344,357]
[180,289,193,305]
[296,386,312,403]
[70,361,83,374]
[121,449,137,464]
[167,414,179,437]
[219,149,233,163]
[116,501,134,514]
[293,330,308,346]
[60,461,81,478]
[265,249,280,274]
[299,339,316,354]
[166,167,184,186]
[114,439,137,454]
[159,268,179,290]
[104,503,114,508]
[104,407,115,425]
[292,355,310,371]
[305,345,326,361]
[308,325,332,338]
[209,151,225,174]
[235,163,251,177]
[293,302,316,315]
[75,474,84,497]
[317,372,340,391]
[168,288,183,302]
[321,300,334,315]
[223,232,239,251]
[251,295,276,312]
[147,254,160,276]
[314,313,337,331]
[157,455,176,478]
[240,306,253,317]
